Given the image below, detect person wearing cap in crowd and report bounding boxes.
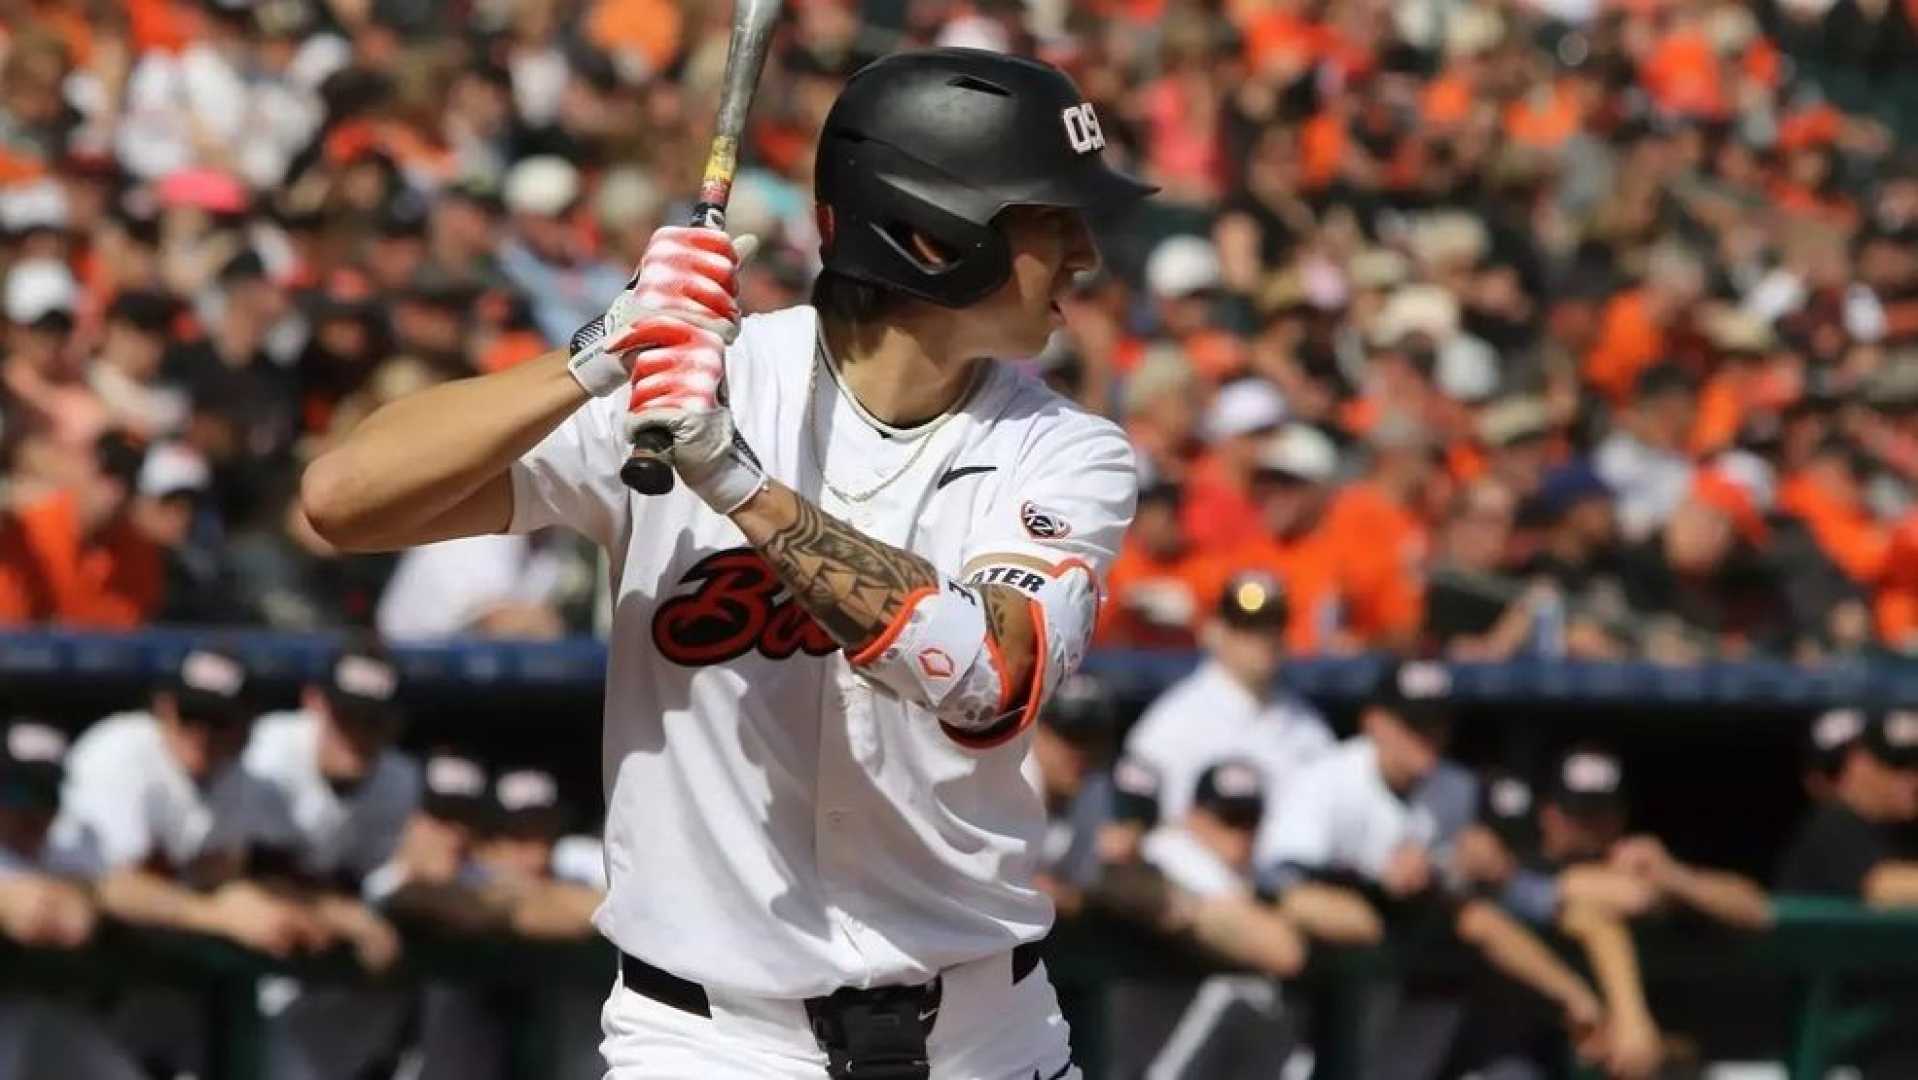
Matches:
[1803,706,1867,803]
[1778,708,1918,903]
[1262,660,1605,1080]
[1454,745,1771,1080]
[1594,364,1699,545]
[1317,410,1440,651]
[1517,462,1633,659]
[87,289,188,441]
[1200,422,1351,655]
[1474,394,1557,504]
[1143,234,1247,383]
[1100,473,1211,648]
[241,639,422,1080]
[55,647,333,1076]
[1776,707,1918,1078]
[1419,478,1538,661]
[410,764,607,1080]
[1125,569,1333,852]
[0,431,163,628]
[0,716,143,1080]
[496,154,627,347]
[2,256,96,465]
[0,717,100,939]
[1027,672,1143,918]
[374,749,497,918]
[1183,377,1288,553]
[1108,760,1308,1080]
[57,649,314,938]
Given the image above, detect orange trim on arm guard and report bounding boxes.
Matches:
[848,580,1014,734]
[943,558,1102,750]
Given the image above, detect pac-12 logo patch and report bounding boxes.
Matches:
[1062,103,1106,155]
[652,549,837,666]
[1020,500,1071,539]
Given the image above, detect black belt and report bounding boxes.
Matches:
[617,940,1044,1021]
[620,943,1043,1080]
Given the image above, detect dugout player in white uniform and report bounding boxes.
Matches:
[303,49,1154,1079]
[1126,569,1333,846]
[243,641,421,1080]
[0,718,145,1080]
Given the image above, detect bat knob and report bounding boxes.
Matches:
[622,428,677,495]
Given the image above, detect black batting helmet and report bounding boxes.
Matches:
[814,49,1156,309]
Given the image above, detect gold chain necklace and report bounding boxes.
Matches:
[804,324,972,505]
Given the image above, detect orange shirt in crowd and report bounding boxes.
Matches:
[1180,456,1263,555]
[1319,481,1427,645]
[1691,364,1799,455]
[1584,289,1664,406]
[1778,472,1889,586]
[1099,539,1212,649]
[1193,530,1344,656]
[1503,81,1584,150]
[1640,29,1725,119]
[0,491,162,629]
[1875,513,1918,647]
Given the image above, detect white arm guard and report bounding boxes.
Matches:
[847,560,1101,749]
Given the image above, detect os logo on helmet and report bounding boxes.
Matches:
[1061,103,1107,155]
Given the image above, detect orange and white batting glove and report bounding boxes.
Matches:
[621,316,767,515]
[566,226,760,398]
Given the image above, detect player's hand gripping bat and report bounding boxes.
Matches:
[620,0,783,496]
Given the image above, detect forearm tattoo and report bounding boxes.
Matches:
[753,485,941,649]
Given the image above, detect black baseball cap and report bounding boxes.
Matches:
[1478,767,1539,849]
[1546,745,1628,821]
[1807,707,1868,777]
[1372,658,1456,738]
[166,648,255,727]
[0,718,68,811]
[322,641,403,734]
[1217,569,1288,631]
[106,290,177,335]
[1111,755,1163,828]
[1041,672,1118,740]
[422,749,492,826]
[1193,759,1265,830]
[1864,708,1918,770]
[492,767,571,838]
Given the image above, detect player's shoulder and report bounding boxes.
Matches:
[241,710,316,773]
[728,305,820,381]
[69,711,161,767]
[982,364,1133,462]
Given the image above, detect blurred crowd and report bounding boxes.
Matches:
[2,643,608,1079]
[0,0,1916,662]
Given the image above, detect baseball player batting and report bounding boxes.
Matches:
[303,47,1154,1079]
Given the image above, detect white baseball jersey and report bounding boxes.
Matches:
[58,712,291,873]
[508,304,1137,998]
[241,710,421,887]
[1258,736,1472,883]
[1124,661,1332,841]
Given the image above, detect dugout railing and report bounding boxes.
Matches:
[7,899,1918,1080]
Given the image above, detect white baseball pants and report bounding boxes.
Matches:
[599,952,1081,1080]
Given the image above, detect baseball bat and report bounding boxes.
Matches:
[621,0,784,496]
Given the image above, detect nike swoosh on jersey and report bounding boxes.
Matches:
[1037,1062,1074,1080]
[937,465,998,489]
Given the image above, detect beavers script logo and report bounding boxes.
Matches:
[652,549,838,666]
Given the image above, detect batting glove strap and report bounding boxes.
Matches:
[568,304,641,397]
[680,428,770,517]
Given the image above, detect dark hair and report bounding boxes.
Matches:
[810,269,908,328]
